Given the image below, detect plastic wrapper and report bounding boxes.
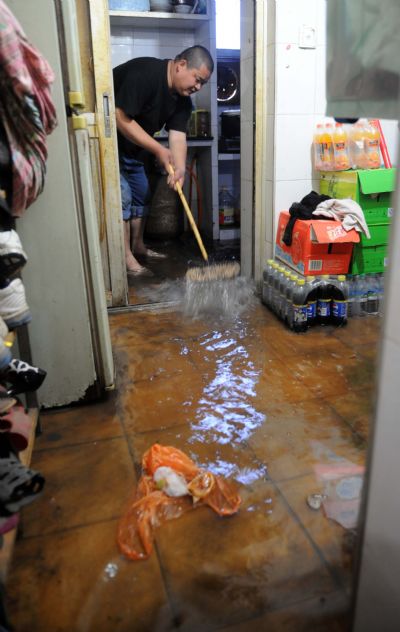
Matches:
[117,444,241,561]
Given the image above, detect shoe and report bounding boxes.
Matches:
[1,358,47,396]
[0,230,27,276]
[0,316,8,340]
[0,278,32,328]
[127,267,154,278]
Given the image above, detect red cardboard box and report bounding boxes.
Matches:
[275,211,360,275]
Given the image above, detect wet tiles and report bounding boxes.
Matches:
[6,520,171,632]
[6,302,380,631]
[154,480,338,631]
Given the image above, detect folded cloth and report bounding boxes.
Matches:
[313,198,371,239]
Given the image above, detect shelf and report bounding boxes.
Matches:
[109,10,209,28]
[219,226,240,240]
[218,153,240,161]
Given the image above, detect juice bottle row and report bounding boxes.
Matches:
[313,118,381,172]
[262,260,384,333]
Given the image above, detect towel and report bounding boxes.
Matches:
[313,198,371,239]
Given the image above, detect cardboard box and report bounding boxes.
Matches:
[319,168,396,225]
[351,244,388,274]
[275,211,359,275]
[359,223,390,247]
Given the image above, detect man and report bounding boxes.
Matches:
[113,45,214,275]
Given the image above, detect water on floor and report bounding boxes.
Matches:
[5,297,379,631]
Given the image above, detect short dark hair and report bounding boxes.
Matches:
[175,45,214,74]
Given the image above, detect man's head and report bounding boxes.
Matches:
[171,45,214,96]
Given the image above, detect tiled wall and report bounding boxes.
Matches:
[269,0,399,235]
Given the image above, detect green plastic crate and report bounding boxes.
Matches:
[360,223,390,247]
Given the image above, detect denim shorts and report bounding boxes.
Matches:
[119,155,151,221]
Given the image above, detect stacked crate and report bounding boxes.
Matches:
[319,168,396,274]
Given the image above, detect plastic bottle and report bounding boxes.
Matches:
[272,265,284,314]
[305,275,319,327]
[317,275,332,325]
[366,273,379,316]
[378,273,385,317]
[331,275,349,326]
[357,275,368,317]
[262,259,275,307]
[347,275,357,318]
[219,187,235,226]
[292,279,308,333]
[332,123,350,171]
[313,123,324,171]
[320,123,334,171]
[349,120,367,169]
[364,120,381,169]
[285,273,298,329]
[279,270,291,320]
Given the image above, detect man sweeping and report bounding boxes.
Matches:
[113,45,214,276]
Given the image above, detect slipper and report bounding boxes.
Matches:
[127,267,154,278]
[144,249,167,260]
[0,404,32,452]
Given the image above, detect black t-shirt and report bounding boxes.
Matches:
[113,57,192,160]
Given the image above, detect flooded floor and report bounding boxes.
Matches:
[5,300,379,631]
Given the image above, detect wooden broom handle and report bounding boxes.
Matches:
[167,164,208,262]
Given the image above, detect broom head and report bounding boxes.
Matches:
[186,261,240,283]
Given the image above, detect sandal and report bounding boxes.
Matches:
[1,358,47,396]
[0,451,44,514]
[0,404,32,452]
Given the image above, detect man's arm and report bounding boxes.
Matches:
[115,107,172,171]
[168,129,187,189]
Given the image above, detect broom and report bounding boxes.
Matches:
[167,164,240,282]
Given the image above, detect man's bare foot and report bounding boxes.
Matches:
[126,253,144,272]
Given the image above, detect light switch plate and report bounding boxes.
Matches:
[299,25,316,49]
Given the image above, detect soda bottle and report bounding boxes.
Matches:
[285,273,298,329]
[292,279,308,333]
[320,123,334,171]
[349,120,367,169]
[331,275,349,326]
[279,270,291,320]
[364,120,381,169]
[272,266,284,314]
[313,123,324,170]
[317,275,332,325]
[332,123,350,171]
[219,187,235,226]
[378,273,385,317]
[305,275,319,327]
[262,258,275,307]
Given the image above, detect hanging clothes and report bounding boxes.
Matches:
[0,0,57,217]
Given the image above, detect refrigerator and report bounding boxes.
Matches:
[6,0,116,408]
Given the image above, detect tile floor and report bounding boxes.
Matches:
[4,300,380,632]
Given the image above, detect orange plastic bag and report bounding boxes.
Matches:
[117,444,241,561]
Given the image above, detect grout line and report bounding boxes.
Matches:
[32,433,125,454]
[17,514,120,542]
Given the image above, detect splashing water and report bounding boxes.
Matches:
[184,276,257,319]
[136,276,257,319]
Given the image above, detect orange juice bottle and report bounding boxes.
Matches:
[364,120,381,169]
[313,123,324,170]
[349,120,367,169]
[332,123,350,170]
[320,123,334,171]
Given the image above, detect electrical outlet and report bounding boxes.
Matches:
[299,25,316,49]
